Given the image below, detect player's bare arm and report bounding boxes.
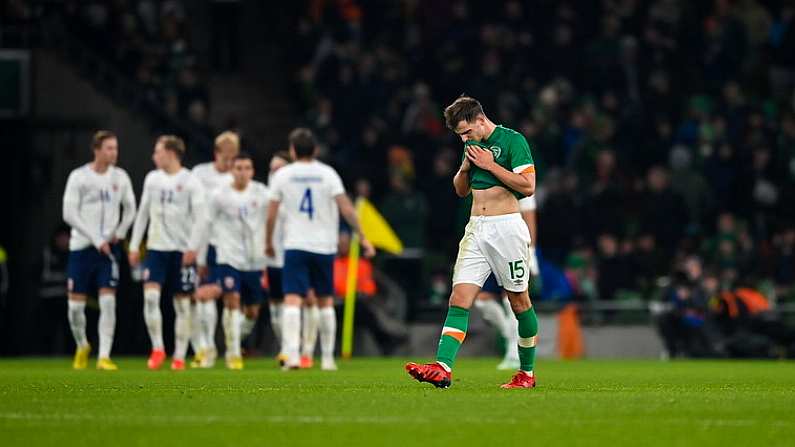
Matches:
[465,146,535,196]
[335,194,376,258]
[265,200,280,258]
[453,156,472,197]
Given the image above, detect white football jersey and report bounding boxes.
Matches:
[62,164,137,251]
[130,168,205,252]
[519,195,537,212]
[268,159,345,255]
[191,181,269,272]
[265,172,287,268]
[191,162,233,247]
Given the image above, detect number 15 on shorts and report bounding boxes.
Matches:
[508,260,525,280]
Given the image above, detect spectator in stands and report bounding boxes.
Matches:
[638,165,689,262]
[34,225,71,354]
[380,165,428,251]
[656,257,715,358]
[595,233,634,303]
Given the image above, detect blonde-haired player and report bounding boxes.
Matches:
[190,131,240,367]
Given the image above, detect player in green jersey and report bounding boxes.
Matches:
[406,96,538,389]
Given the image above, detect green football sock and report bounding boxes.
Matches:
[435,306,470,371]
[516,307,538,373]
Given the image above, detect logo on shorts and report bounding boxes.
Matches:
[67,278,74,292]
[176,184,183,192]
[224,276,235,289]
[143,268,150,281]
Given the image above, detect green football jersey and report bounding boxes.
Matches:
[463,125,535,199]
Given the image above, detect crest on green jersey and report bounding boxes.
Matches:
[488,145,502,159]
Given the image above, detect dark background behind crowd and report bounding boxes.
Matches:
[2,0,795,357]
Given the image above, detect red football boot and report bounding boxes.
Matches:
[170,358,186,371]
[147,349,166,370]
[500,371,536,389]
[404,362,452,389]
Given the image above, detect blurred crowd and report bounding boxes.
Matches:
[289,0,795,311]
[60,0,212,133]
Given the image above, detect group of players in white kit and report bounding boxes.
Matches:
[63,128,375,371]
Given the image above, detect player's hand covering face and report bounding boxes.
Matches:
[465,145,496,170]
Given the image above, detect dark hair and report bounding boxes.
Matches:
[289,128,316,158]
[443,96,484,130]
[234,151,253,162]
[272,150,291,162]
[91,130,117,150]
[157,135,186,160]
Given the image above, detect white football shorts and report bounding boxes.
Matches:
[452,213,531,292]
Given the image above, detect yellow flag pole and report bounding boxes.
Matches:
[341,199,362,360]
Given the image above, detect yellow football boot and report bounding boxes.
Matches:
[190,350,206,368]
[72,344,91,370]
[226,356,244,370]
[96,358,119,371]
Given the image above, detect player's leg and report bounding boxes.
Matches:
[240,304,260,342]
[406,220,490,387]
[484,215,536,388]
[312,253,337,371]
[66,249,91,369]
[171,260,198,370]
[240,270,264,349]
[194,244,221,367]
[502,289,537,388]
[218,266,244,369]
[300,290,319,368]
[142,251,168,369]
[281,250,310,370]
[267,267,286,365]
[473,274,518,369]
[317,297,337,371]
[500,295,520,369]
[194,284,221,367]
[95,248,120,370]
[172,293,192,370]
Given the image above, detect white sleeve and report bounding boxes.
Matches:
[129,175,152,252]
[328,168,345,197]
[519,196,537,212]
[189,176,206,222]
[190,176,208,261]
[115,171,137,240]
[62,171,105,248]
[268,171,283,202]
[189,192,216,252]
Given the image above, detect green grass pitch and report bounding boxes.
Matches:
[1,357,793,446]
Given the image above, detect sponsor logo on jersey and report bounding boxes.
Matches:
[176,184,183,192]
[251,201,258,208]
[112,183,119,192]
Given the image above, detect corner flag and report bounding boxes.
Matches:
[341,198,403,359]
